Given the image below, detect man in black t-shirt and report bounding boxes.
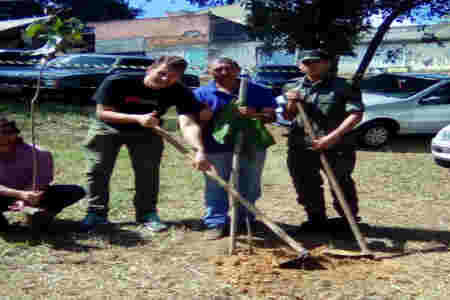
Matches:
[81,56,211,232]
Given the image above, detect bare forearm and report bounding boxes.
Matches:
[178,115,205,152]
[329,112,363,140]
[97,105,141,125]
[97,105,160,127]
[0,185,22,199]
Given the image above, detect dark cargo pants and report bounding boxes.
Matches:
[84,126,164,221]
[0,185,85,214]
[287,132,359,220]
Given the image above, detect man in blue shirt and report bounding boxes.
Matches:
[194,57,277,240]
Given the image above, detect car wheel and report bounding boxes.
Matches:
[359,124,392,148]
[434,158,450,168]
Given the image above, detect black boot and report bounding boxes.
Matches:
[298,213,328,232]
[0,214,9,232]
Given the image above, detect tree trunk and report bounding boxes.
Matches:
[352,10,402,87]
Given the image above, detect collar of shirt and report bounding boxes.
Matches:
[202,80,238,112]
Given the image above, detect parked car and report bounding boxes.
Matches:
[431,124,450,168]
[252,64,304,96]
[273,73,450,147]
[0,53,200,103]
[356,73,450,148]
[0,49,43,66]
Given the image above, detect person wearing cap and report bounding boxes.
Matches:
[194,57,277,240]
[81,56,211,233]
[0,117,85,232]
[282,49,365,232]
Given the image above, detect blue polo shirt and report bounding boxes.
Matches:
[194,80,277,153]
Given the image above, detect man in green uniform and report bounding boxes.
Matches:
[282,49,364,231]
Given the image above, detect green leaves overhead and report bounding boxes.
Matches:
[24,15,86,56]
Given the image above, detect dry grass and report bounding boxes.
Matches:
[1,100,450,299]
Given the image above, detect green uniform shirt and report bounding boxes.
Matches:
[283,75,365,148]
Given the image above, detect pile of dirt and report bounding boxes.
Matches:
[210,239,401,299]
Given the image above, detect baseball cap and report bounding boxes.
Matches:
[300,49,332,63]
[0,117,20,135]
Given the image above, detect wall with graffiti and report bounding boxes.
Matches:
[339,41,450,74]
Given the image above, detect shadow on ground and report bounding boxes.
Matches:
[224,221,450,261]
[0,218,149,252]
[358,134,434,154]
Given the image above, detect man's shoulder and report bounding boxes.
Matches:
[249,80,271,92]
[330,77,354,89]
[167,82,195,98]
[194,81,215,93]
[104,72,145,84]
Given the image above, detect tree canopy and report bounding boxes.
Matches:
[187,0,448,52]
[34,0,143,22]
[186,0,449,80]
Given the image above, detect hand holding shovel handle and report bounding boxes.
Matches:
[294,100,373,257]
[150,125,310,258]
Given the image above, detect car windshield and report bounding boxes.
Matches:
[360,74,440,98]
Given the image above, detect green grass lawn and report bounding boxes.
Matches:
[1,100,450,299]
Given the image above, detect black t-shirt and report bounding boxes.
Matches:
[92,72,204,131]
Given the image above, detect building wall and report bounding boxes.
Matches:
[96,38,146,54]
[208,41,260,70]
[339,41,450,74]
[145,44,208,75]
[90,14,211,43]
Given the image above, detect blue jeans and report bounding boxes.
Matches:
[203,151,266,228]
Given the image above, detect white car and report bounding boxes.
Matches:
[431,124,450,168]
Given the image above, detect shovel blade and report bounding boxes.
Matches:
[278,251,311,269]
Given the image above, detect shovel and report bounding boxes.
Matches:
[151,125,311,267]
[294,100,374,259]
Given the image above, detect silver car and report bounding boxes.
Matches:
[356,73,450,148]
[273,73,450,147]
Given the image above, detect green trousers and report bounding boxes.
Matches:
[287,129,359,220]
[84,125,164,221]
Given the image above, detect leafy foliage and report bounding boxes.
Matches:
[24,13,85,55]
[186,0,449,56]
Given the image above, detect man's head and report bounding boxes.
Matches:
[144,56,188,89]
[298,49,333,81]
[208,57,241,84]
[0,117,20,154]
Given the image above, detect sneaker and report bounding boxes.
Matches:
[203,226,226,240]
[140,212,168,232]
[80,212,109,232]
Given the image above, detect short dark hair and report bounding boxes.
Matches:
[0,117,20,135]
[149,56,188,74]
[208,57,240,70]
[299,49,333,63]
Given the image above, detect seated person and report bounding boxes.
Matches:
[0,116,85,232]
